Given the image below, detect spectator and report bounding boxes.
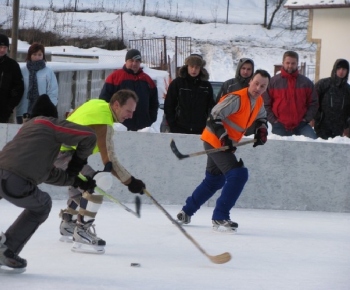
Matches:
[314,59,350,139]
[0,34,24,123]
[263,50,318,139]
[216,57,255,135]
[176,70,270,233]
[16,43,58,124]
[99,49,159,131]
[164,54,214,134]
[216,58,254,102]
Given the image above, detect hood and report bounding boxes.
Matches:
[331,59,349,85]
[235,58,254,78]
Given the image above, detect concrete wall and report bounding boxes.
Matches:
[1,124,350,213]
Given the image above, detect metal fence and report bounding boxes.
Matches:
[129,36,192,79]
[129,37,168,70]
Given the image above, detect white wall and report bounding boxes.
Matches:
[311,8,350,79]
[1,124,349,213]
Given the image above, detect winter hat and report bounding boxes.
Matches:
[125,49,141,61]
[337,59,349,70]
[31,94,58,119]
[0,34,9,47]
[185,54,205,67]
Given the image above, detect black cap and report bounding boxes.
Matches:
[31,94,58,119]
[125,49,141,62]
[0,34,9,47]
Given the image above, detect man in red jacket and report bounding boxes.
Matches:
[263,50,318,139]
[99,49,159,131]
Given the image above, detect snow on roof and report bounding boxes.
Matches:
[285,0,350,9]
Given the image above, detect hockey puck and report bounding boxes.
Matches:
[130,263,141,267]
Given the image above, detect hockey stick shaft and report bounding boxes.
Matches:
[78,173,140,218]
[170,138,256,160]
[143,189,231,264]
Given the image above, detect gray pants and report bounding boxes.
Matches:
[0,169,52,254]
[204,142,242,175]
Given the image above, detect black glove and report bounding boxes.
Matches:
[220,135,236,152]
[253,127,268,147]
[73,175,96,191]
[66,152,87,177]
[127,176,145,194]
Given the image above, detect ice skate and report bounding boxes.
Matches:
[0,233,27,274]
[177,210,191,225]
[212,220,238,234]
[71,220,106,254]
[59,220,76,243]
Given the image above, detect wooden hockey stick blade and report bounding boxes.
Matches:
[170,138,256,160]
[78,173,140,218]
[143,189,231,264]
[207,252,232,264]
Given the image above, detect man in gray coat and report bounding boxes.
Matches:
[0,94,97,273]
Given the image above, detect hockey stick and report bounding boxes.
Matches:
[78,173,141,218]
[170,138,256,160]
[143,189,231,264]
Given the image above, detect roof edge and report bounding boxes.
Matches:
[285,4,350,10]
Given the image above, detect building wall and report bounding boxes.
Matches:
[310,8,350,80]
[1,124,350,213]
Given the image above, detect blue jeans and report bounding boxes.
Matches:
[272,121,317,139]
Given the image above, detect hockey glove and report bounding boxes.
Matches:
[73,175,96,192]
[253,127,268,147]
[66,152,87,177]
[220,135,237,153]
[127,176,146,194]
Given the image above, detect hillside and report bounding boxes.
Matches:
[0,0,315,80]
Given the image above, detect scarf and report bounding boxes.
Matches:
[26,59,46,114]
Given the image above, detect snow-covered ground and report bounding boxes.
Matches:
[0,0,316,82]
[1,200,350,290]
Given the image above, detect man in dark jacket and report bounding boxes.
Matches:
[314,59,350,139]
[0,94,97,273]
[0,34,24,123]
[216,58,255,135]
[216,58,254,102]
[164,54,214,134]
[99,49,159,131]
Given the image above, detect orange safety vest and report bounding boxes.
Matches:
[201,88,263,148]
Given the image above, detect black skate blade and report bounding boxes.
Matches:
[0,265,26,274]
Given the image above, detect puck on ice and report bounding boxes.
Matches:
[130,263,140,267]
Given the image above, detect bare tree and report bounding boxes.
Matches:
[263,0,268,27]
[266,0,285,30]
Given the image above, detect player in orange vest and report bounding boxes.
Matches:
[177,69,271,233]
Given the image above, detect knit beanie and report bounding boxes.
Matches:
[125,49,141,61]
[31,94,58,119]
[0,34,9,47]
[185,54,206,67]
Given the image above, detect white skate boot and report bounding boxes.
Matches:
[71,220,106,254]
